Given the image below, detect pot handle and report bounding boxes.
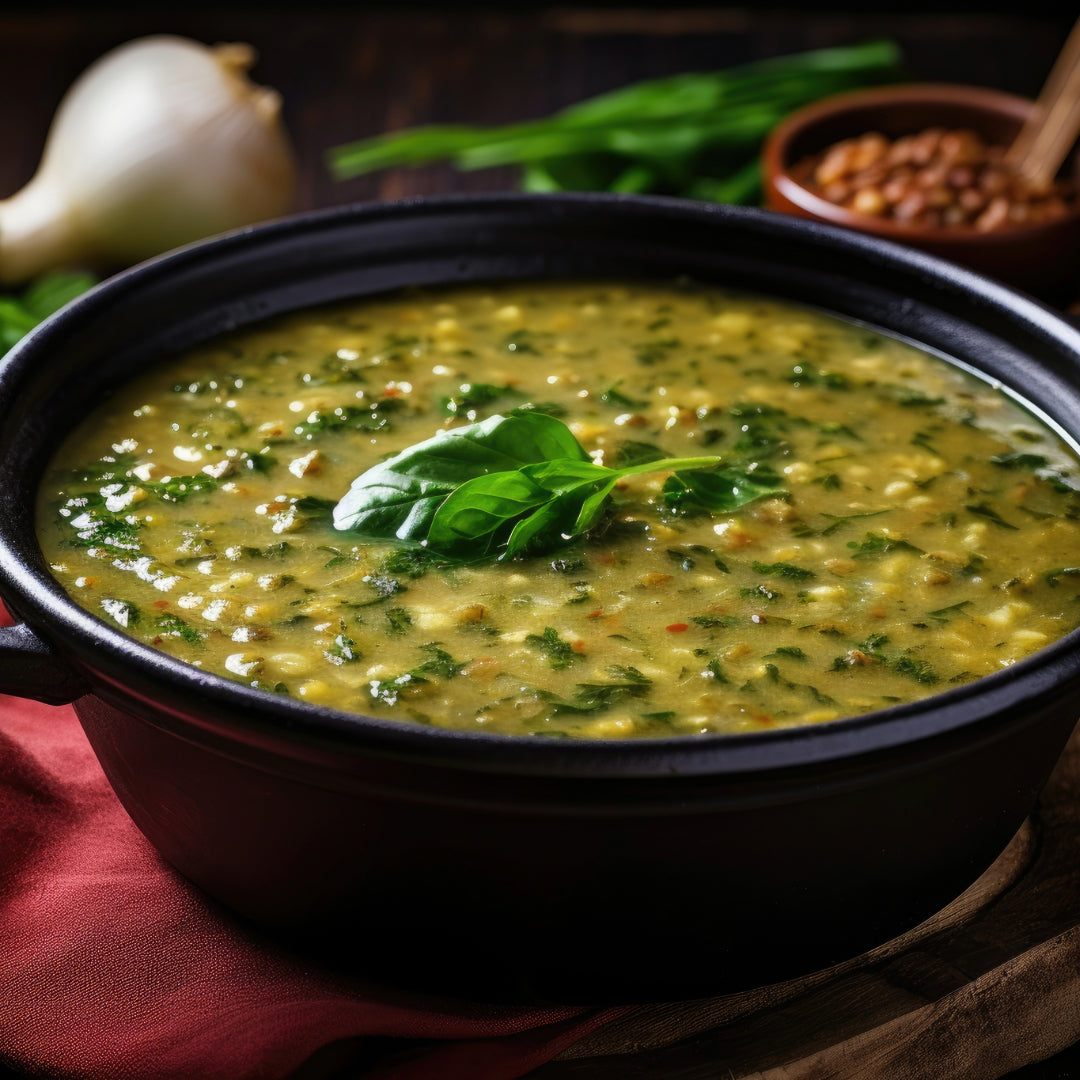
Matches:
[0,623,88,704]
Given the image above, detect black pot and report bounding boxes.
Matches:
[3,194,1080,1005]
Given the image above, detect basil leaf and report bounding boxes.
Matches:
[427,469,552,556]
[332,411,589,540]
[429,459,610,559]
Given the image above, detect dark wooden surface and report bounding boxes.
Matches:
[2,6,1080,1079]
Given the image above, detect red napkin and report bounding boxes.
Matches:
[0,601,625,1079]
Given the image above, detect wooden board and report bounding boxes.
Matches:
[533,721,1080,1078]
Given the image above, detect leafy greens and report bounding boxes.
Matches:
[333,409,785,562]
[326,40,904,206]
[0,270,97,353]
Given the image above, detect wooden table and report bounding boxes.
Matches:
[2,6,1079,1078]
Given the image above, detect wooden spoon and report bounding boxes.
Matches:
[1006,17,1080,188]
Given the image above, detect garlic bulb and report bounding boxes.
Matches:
[0,35,297,285]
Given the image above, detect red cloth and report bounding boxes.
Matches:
[0,602,624,1079]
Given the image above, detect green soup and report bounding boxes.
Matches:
[35,281,1080,738]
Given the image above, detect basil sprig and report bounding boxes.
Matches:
[333,410,784,561]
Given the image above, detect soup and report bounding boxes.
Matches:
[35,281,1080,738]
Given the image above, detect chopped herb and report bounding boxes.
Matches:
[885,386,945,408]
[743,662,834,705]
[691,614,739,629]
[294,495,337,516]
[740,583,782,602]
[817,421,861,440]
[566,581,594,605]
[413,643,467,679]
[249,680,291,696]
[385,607,413,635]
[767,645,808,659]
[787,362,851,390]
[381,547,445,579]
[667,548,697,571]
[525,626,581,670]
[549,556,586,573]
[556,675,651,713]
[818,509,888,536]
[752,560,815,581]
[891,655,939,684]
[293,399,401,438]
[847,532,924,558]
[143,474,223,502]
[502,329,541,355]
[241,450,277,474]
[361,573,407,603]
[325,630,361,664]
[154,612,205,645]
[599,381,646,409]
[965,503,1018,530]
[635,338,681,365]
[101,598,139,628]
[321,545,355,569]
[990,452,1050,470]
[441,382,522,418]
[60,502,143,553]
[369,643,469,706]
[926,601,972,622]
[1046,567,1080,588]
[703,658,729,682]
[605,665,651,684]
[298,351,368,387]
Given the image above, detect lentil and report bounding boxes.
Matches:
[796,127,1077,230]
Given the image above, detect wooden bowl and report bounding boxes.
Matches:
[762,83,1080,304]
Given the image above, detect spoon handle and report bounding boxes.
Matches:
[1006,17,1080,188]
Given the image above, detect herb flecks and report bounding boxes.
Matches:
[368,643,468,707]
[526,626,582,670]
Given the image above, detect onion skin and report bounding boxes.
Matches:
[0,35,297,285]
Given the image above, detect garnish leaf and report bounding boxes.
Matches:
[334,410,786,562]
[332,410,589,542]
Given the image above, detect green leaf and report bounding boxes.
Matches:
[847,532,924,558]
[332,410,589,541]
[526,626,582,670]
[335,410,785,563]
[965,503,1018,531]
[21,271,98,320]
[752,560,815,581]
[662,466,785,515]
[441,382,523,418]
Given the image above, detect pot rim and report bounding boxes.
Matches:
[4,190,1080,778]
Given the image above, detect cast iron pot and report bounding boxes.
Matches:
[3,194,1080,1005]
